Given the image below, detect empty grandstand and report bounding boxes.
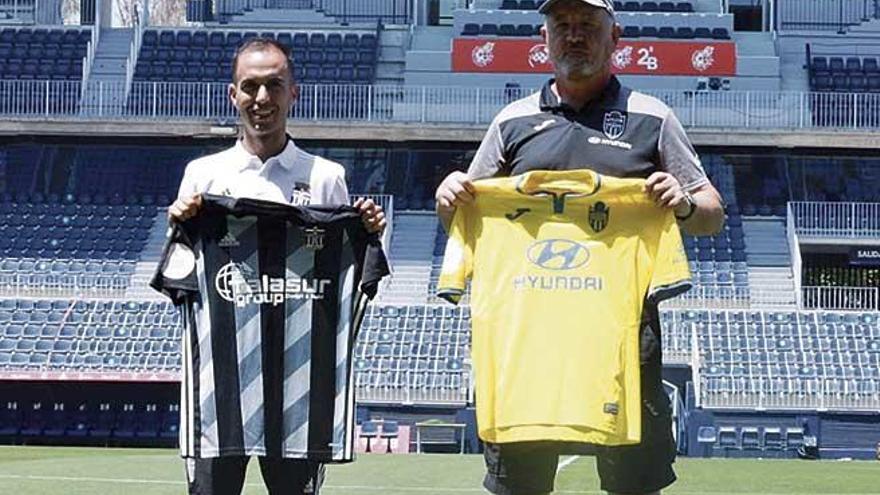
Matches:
[0,0,879,480]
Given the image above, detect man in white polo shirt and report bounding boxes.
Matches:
[167,37,385,495]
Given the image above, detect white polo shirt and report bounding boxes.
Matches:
[178,138,349,206]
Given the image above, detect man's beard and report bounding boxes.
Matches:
[554,50,606,80]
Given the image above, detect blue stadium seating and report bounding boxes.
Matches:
[0,28,89,81]
[810,55,880,93]
[134,29,378,86]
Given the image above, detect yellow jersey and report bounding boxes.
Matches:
[438,170,691,445]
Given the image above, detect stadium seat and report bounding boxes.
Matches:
[845,57,862,75]
[784,427,805,449]
[741,426,760,449]
[380,420,399,453]
[640,26,658,37]
[480,24,499,36]
[710,28,730,40]
[360,420,379,452]
[717,426,738,449]
[309,33,326,48]
[516,24,537,36]
[675,27,694,39]
[499,24,517,37]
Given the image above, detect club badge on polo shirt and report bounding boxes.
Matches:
[603,110,627,140]
[290,182,312,206]
[587,110,633,150]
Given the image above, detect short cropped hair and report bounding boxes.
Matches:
[230,37,295,82]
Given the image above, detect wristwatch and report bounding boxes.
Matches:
[674,192,697,221]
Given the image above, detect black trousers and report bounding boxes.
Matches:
[185,456,324,495]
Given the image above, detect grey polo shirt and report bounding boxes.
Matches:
[467,76,709,191]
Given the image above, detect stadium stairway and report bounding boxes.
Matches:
[742,217,797,307]
[376,26,408,87]
[376,212,437,304]
[124,208,168,300]
[81,28,134,116]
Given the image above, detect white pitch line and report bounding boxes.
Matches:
[2,472,880,495]
[557,455,580,473]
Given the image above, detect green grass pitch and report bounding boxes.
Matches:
[0,446,878,494]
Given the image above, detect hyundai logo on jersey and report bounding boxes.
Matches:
[527,239,591,271]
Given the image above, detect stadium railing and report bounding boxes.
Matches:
[213,0,413,24]
[786,202,804,307]
[357,372,469,405]
[124,6,147,93]
[0,273,129,298]
[81,21,100,93]
[802,285,879,311]
[3,80,880,131]
[789,201,880,238]
[0,0,35,23]
[775,0,879,32]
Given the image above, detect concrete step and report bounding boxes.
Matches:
[228,8,346,25]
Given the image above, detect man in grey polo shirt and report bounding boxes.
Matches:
[435,1,725,494]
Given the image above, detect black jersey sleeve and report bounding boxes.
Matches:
[359,233,390,299]
[150,222,200,305]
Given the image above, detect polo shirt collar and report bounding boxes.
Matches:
[539,76,621,113]
[233,136,299,171]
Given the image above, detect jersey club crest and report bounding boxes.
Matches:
[602,110,627,140]
[304,226,325,250]
[589,202,610,233]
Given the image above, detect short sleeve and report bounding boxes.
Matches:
[436,205,475,304]
[150,223,200,305]
[658,111,709,192]
[647,214,692,304]
[177,160,200,200]
[466,117,506,180]
[328,169,350,205]
[359,234,391,300]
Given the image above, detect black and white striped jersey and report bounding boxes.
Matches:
[151,194,389,462]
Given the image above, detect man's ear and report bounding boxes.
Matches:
[540,23,548,43]
[611,22,621,45]
[228,83,238,109]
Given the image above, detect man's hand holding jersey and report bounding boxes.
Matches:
[644,171,724,236]
[168,193,203,222]
[353,197,386,234]
[435,171,476,231]
[168,193,386,235]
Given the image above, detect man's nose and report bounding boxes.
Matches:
[565,26,586,41]
[255,84,270,102]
